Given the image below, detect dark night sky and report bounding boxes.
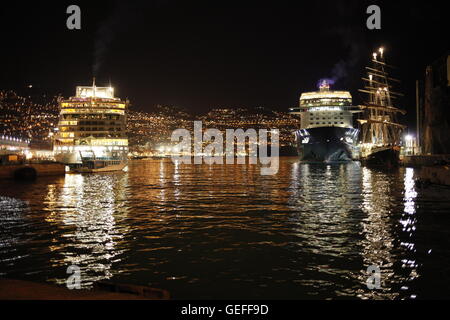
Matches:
[0,0,449,125]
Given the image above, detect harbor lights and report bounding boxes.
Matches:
[379,47,384,58]
[373,52,378,60]
[404,134,416,155]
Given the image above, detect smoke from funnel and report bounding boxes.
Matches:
[92,25,114,77]
[93,21,117,77]
[93,1,133,77]
[320,0,366,87]
[323,27,364,87]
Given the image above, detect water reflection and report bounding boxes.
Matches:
[44,173,130,287]
[287,163,422,299]
[357,167,420,299]
[358,167,397,299]
[0,159,449,299]
[399,168,419,298]
[0,196,29,273]
[287,162,365,297]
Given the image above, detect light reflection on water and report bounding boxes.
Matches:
[1,158,450,299]
[43,174,130,286]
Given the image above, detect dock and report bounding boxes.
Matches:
[0,279,170,300]
[0,163,65,180]
[401,155,450,167]
[416,166,450,187]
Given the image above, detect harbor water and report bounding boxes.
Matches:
[1,158,450,299]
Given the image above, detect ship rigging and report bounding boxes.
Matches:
[358,48,407,166]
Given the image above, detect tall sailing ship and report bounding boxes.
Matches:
[358,48,406,166]
[53,80,129,173]
[289,81,360,162]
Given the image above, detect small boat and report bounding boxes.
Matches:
[69,159,127,173]
[68,150,127,173]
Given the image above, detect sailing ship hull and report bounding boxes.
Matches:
[361,147,400,168]
[296,127,355,163]
[358,50,406,168]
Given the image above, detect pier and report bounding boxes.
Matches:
[401,155,450,167]
[401,156,450,186]
[0,163,65,180]
[0,279,170,300]
[415,165,450,187]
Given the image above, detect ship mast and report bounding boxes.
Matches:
[358,48,406,157]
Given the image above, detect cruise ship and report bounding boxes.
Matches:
[53,80,129,173]
[289,81,360,162]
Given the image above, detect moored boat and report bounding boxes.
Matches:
[53,79,129,173]
[289,80,360,163]
[69,159,127,173]
[358,48,407,167]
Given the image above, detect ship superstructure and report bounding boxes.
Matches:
[358,48,406,166]
[53,80,128,172]
[289,81,359,162]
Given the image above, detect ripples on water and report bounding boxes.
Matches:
[1,158,450,299]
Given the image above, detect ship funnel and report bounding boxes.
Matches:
[319,80,330,91]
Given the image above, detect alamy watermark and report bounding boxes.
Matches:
[67,5,380,31]
[66,265,81,290]
[66,5,81,30]
[366,265,381,290]
[366,5,381,30]
[171,121,280,176]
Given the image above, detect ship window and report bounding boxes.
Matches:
[340,122,344,124]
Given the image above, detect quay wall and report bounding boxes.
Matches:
[401,155,450,167]
[417,166,450,186]
[0,163,65,180]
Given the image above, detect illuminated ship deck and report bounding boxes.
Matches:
[53,82,128,166]
[289,81,360,162]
